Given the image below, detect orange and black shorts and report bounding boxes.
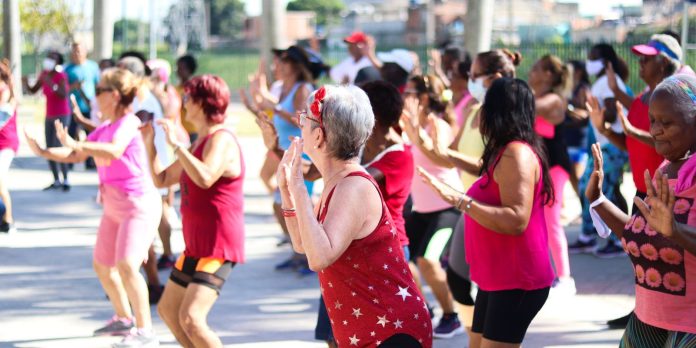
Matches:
[169,255,235,294]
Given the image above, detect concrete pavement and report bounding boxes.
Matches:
[0,110,635,347]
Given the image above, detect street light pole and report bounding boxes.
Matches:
[464,0,494,54]
[261,0,286,77]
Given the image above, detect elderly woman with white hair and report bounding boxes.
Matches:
[590,33,684,328]
[587,73,696,345]
[278,85,432,348]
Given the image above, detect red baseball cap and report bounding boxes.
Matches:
[343,31,367,44]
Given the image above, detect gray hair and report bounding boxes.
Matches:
[307,85,375,160]
[118,56,146,77]
[653,73,696,124]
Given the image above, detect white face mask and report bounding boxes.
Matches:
[586,59,604,76]
[468,77,487,103]
[42,58,56,71]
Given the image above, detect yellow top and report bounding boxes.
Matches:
[456,104,485,190]
[176,84,196,134]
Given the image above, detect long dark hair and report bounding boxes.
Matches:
[479,78,554,204]
[592,43,629,81]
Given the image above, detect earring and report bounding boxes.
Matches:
[313,145,318,149]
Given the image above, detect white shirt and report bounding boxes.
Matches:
[132,89,171,168]
[329,56,372,85]
[590,75,627,147]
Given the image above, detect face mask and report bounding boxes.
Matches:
[468,77,487,103]
[586,59,604,76]
[42,58,56,71]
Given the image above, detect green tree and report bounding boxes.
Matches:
[20,0,82,69]
[114,19,149,48]
[208,0,245,39]
[286,0,344,27]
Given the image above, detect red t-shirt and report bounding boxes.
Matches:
[365,144,414,246]
[626,94,664,193]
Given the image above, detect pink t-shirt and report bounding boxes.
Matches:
[410,122,463,213]
[40,71,71,118]
[623,157,696,334]
[465,141,555,291]
[87,113,155,196]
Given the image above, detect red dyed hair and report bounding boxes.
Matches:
[184,75,230,124]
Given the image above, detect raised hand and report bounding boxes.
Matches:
[586,95,609,135]
[255,111,279,150]
[139,121,155,145]
[634,169,677,238]
[417,166,463,207]
[54,119,77,149]
[585,142,605,202]
[616,101,636,137]
[156,119,180,148]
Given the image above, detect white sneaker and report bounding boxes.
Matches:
[551,277,577,297]
[112,328,159,348]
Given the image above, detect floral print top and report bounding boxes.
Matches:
[622,161,696,334]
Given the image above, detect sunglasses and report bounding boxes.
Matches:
[95,86,114,96]
[297,110,321,127]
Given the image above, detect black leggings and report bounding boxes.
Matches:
[45,116,71,182]
[472,287,549,344]
[378,333,422,348]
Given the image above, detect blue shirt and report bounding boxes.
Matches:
[65,60,100,114]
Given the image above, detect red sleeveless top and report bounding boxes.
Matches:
[180,129,245,262]
[317,171,433,348]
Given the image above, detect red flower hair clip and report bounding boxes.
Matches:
[310,87,326,127]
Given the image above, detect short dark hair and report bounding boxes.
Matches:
[359,80,404,128]
[661,29,682,44]
[48,51,64,65]
[177,54,198,74]
[380,62,409,90]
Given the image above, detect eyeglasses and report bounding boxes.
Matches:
[95,85,114,96]
[297,110,321,127]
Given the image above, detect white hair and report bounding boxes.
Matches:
[653,73,696,124]
[307,85,375,160]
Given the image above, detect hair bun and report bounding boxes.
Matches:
[502,49,523,66]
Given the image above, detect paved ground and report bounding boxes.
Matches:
[0,108,636,347]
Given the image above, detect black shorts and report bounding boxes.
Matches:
[169,255,235,294]
[405,207,460,262]
[472,287,549,344]
[446,267,475,306]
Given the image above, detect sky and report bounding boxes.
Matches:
[69,0,644,23]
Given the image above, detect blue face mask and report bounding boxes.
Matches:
[468,77,487,103]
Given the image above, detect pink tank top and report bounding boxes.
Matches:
[465,141,555,291]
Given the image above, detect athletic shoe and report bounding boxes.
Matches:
[551,277,577,297]
[112,328,159,348]
[148,284,164,305]
[433,313,465,339]
[62,184,71,192]
[42,182,61,191]
[297,266,315,276]
[594,243,627,259]
[607,311,633,329]
[567,238,597,254]
[0,221,14,234]
[93,315,134,336]
[156,255,176,270]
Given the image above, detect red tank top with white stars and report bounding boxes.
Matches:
[317,171,433,347]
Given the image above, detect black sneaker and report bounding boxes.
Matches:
[568,238,597,254]
[156,255,176,270]
[434,313,465,339]
[62,184,71,192]
[43,182,61,191]
[275,257,301,271]
[607,311,633,329]
[594,242,627,259]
